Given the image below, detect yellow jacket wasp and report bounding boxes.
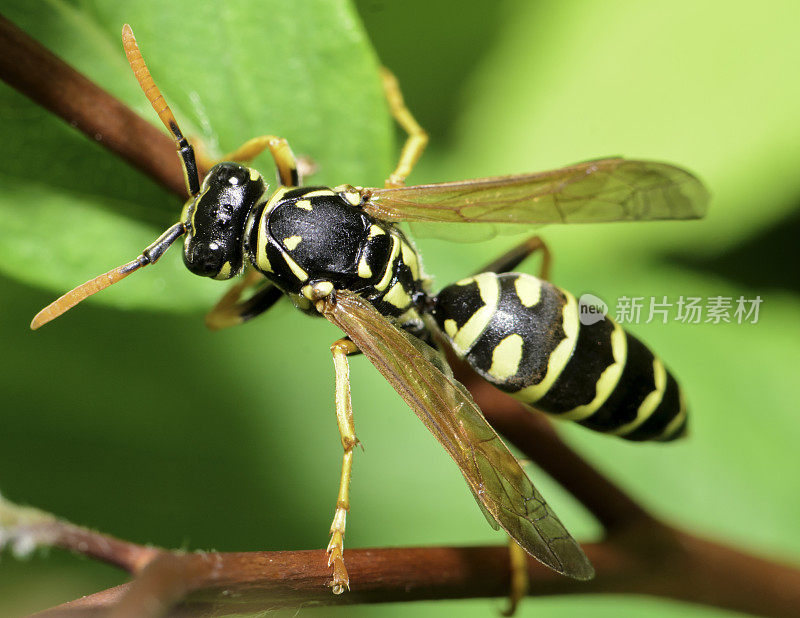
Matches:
[31,25,709,596]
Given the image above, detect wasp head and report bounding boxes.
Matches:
[182,162,267,279]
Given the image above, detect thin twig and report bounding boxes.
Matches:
[0,494,157,573]
[0,488,795,616]
[25,531,800,616]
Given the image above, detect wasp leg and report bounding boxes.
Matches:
[501,539,530,616]
[327,337,360,594]
[381,68,429,188]
[222,135,300,187]
[474,235,552,281]
[196,135,300,187]
[205,268,283,331]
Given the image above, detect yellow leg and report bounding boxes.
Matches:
[222,135,300,187]
[196,135,300,187]
[204,268,282,331]
[502,539,530,616]
[475,235,552,281]
[380,68,429,188]
[327,338,360,594]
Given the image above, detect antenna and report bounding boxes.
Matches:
[31,26,202,329]
[31,222,186,329]
[122,24,200,196]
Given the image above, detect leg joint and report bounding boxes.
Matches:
[331,338,359,356]
[341,435,359,451]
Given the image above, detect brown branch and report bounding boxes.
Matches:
[0,496,157,574]
[0,14,189,198]
[2,13,799,618]
[11,508,796,617]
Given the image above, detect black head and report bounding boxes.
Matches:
[182,162,267,279]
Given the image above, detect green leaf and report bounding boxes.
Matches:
[0,0,391,313]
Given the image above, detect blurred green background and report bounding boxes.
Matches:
[1,1,799,616]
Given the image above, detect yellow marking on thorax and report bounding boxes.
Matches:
[283,235,302,250]
[558,321,627,421]
[400,242,420,280]
[383,282,412,309]
[259,253,272,273]
[358,255,372,278]
[295,199,313,210]
[487,333,524,381]
[443,319,458,338]
[256,223,272,272]
[369,225,385,237]
[248,168,261,182]
[302,189,335,198]
[264,187,289,214]
[374,234,399,291]
[514,275,542,307]
[450,273,499,356]
[282,251,308,282]
[334,184,362,206]
[512,290,579,402]
[255,188,291,273]
[609,358,667,436]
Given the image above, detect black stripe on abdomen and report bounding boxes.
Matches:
[534,317,618,414]
[577,332,686,441]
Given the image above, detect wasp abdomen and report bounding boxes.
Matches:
[432,273,686,442]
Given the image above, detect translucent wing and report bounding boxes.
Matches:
[322,289,594,580]
[365,158,709,229]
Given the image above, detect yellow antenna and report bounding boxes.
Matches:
[122,24,200,196]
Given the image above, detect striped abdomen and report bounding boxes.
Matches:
[431,272,687,442]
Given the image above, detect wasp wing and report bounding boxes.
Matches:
[322,289,594,580]
[365,158,709,227]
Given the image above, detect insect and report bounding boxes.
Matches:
[31,25,709,596]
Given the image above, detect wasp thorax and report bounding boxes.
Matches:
[247,187,374,294]
[183,162,266,279]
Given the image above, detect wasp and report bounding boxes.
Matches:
[31,25,709,597]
